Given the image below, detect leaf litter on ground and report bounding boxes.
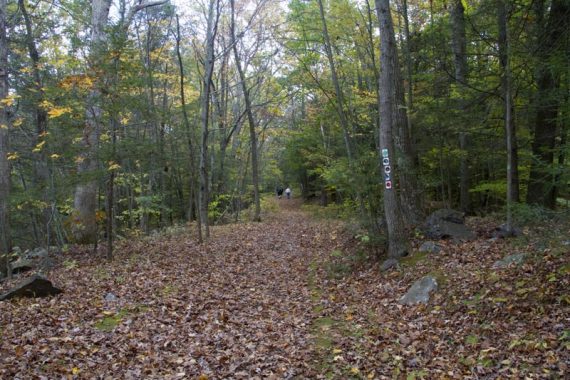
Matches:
[0,199,568,379]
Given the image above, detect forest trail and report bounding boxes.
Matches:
[0,198,341,378]
[1,198,569,379]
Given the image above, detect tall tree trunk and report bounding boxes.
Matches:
[0,0,10,277]
[450,0,470,213]
[175,14,201,240]
[399,0,414,151]
[376,0,420,226]
[526,0,570,207]
[230,0,261,222]
[316,0,354,163]
[199,0,219,239]
[19,0,50,246]
[73,0,166,244]
[72,0,111,244]
[497,0,519,231]
[375,0,408,259]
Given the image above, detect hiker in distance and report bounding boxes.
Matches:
[285,187,291,199]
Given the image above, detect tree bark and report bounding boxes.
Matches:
[73,0,166,244]
[316,0,354,163]
[175,14,201,241]
[0,0,10,277]
[526,0,570,207]
[19,0,50,246]
[199,0,219,239]
[497,0,519,231]
[72,0,111,244]
[230,0,261,222]
[375,0,408,259]
[450,0,470,213]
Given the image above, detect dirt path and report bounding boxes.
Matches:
[0,198,334,378]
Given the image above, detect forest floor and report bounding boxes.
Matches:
[1,198,569,379]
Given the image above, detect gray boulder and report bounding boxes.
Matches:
[419,241,441,254]
[25,247,49,260]
[105,292,118,302]
[424,209,475,241]
[492,253,528,269]
[381,258,399,272]
[399,275,438,305]
[0,274,62,301]
[10,258,34,274]
[492,224,522,239]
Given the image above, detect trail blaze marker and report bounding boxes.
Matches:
[381,148,392,190]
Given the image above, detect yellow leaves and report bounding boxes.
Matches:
[100,133,111,143]
[71,367,80,375]
[74,156,85,164]
[32,140,46,152]
[48,106,72,119]
[197,375,208,380]
[0,124,7,130]
[7,152,19,161]
[1,94,20,106]
[120,114,131,126]
[39,100,54,110]
[349,367,360,375]
[59,74,94,91]
[95,210,106,222]
[50,154,61,159]
[108,161,121,171]
[13,118,24,128]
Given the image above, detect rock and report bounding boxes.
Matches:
[492,224,522,239]
[0,275,62,301]
[492,253,528,269]
[399,275,438,305]
[25,247,49,260]
[428,209,465,224]
[38,257,56,271]
[562,240,570,246]
[424,209,475,241]
[380,258,399,272]
[9,258,34,274]
[105,292,118,302]
[419,241,441,254]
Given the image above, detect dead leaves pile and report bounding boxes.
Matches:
[1,201,568,379]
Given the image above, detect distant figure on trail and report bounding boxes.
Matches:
[285,187,291,199]
[276,186,284,199]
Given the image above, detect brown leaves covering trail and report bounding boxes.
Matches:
[1,200,569,379]
[0,199,327,379]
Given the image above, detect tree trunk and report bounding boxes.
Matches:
[375,0,408,259]
[199,0,219,239]
[175,14,201,240]
[450,0,470,213]
[72,0,111,244]
[230,0,261,222]
[497,0,519,231]
[316,0,354,163]
[0,0,10,277]
[19,0,50,246]
[526,0,569,207]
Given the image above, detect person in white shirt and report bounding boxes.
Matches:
[285,187,291,199]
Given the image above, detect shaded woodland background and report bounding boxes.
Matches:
[0,0,569,272]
